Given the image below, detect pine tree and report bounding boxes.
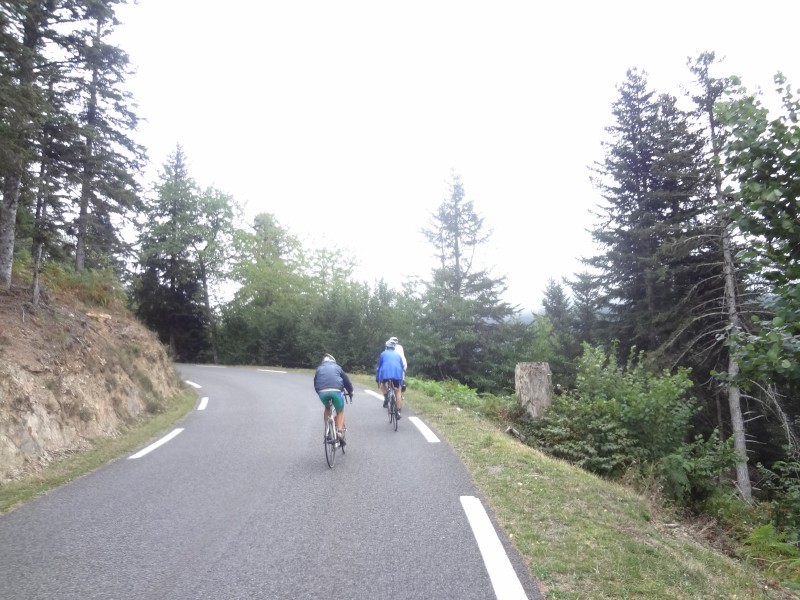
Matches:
[566,271,601,346]
[540,278,581,387]
[1,1,143,294]
[131,146,208,361]
[588,68,709,363]
[416,172,517,391]
[0,0,57,289]
[68,0,145,272]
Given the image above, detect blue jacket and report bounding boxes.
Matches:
[314,360,354,394]
[376,347,404,382]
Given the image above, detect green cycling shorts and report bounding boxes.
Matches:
[318,390,345,413]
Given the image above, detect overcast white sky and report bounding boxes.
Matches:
[112,1,800,313]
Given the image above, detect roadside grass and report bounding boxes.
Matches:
[348,374,792,600]
[0,389,197,514]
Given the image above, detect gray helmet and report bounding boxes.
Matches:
[323,353,336,362]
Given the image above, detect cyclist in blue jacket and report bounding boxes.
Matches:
[314,354,354,444]
[376,339,405,418]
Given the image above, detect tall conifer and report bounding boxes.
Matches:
[416,172,516,390]
[588,68,709,364]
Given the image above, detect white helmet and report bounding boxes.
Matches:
[323,353,336,362]
[389,336,399,344]
[385,339,396,348]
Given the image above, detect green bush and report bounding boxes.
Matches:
[528,344,698,477]
[743,523,800,589]
[526,391,638,475]
[11,251,127,312]
[656,430,739,506]
[40,264,127,310]
[757,459,800,536]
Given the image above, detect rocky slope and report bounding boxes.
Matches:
[0,282,183,482]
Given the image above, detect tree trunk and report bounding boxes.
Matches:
[199,258,219,364]
[694,56,754,503]
[0,177,21,290]
[721,224,752,502]
[726,357,752,499]
[515,362,552,418]
[31,141,53,306]
[32,242,43,306]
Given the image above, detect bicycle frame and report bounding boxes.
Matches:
[383,380,399,431]
[324,392,350,468]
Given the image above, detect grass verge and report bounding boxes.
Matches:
[348,374,795,600]
[0,388,197,514]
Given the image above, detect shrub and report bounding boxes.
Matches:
[528,344,699,477]
[743,523,800,588]
[40,263,127,311]
[656,430,740,506]
[757,459,800,536]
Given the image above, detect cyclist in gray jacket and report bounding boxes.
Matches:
[314,354,354,443]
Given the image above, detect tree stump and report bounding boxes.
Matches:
[515,362,552,419]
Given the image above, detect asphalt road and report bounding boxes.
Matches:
[0,364,542,599]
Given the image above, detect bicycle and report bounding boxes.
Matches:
[324,392,352,468]
[384,381,399,432]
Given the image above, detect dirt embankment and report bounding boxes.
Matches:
[0,284,183,482]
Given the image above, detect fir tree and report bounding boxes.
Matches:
[416,172,517,391]
[131,146,207,361]
[588,68,709,365]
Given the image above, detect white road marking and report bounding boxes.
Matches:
[460,495,529,600]
[198,364,225,368]
[197,397,208,410]
[409,416,440,442]
[258,369,287,373]
[365,389,439,443]
[185,380,201,388]
[128,429,184,460]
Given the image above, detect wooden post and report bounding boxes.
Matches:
[515,362,552,419]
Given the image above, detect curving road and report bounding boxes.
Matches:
[0,365,542,599]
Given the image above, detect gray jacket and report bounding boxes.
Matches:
[314,360,354,394]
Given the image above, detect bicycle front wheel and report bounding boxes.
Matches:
[324,418,336,468]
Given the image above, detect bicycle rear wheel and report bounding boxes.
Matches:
[387,387,395,424]
[324,417,336,468]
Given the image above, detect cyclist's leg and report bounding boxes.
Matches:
[380,380,390,407]
[330,392,346,435]
[335,407,345,433]
[319,394,331,425]
[394,379,403,410]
